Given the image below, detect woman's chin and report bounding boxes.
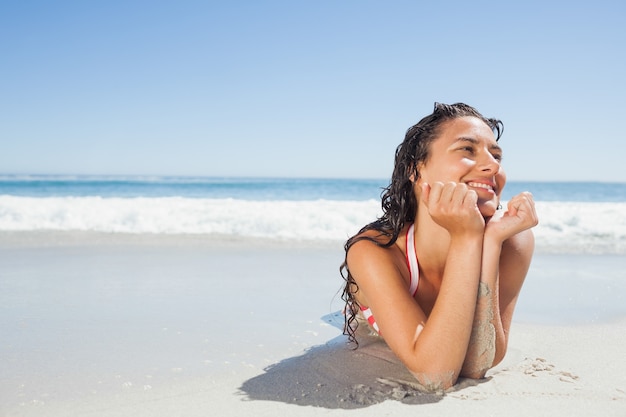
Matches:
[478,201,498,218]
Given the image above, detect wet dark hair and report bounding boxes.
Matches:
[340,102,503,346]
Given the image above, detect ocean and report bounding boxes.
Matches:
[1,175,625,254]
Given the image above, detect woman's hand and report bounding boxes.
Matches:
[421,182,485,236]
[485,191,538,243]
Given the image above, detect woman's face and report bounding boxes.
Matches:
[417,116,506,218]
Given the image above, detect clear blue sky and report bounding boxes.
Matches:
[1,1,625,181]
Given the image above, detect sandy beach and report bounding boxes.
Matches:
[1,232,625,416]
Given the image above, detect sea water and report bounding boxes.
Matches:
[1,175,625,254]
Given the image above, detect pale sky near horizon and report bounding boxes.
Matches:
[1,1,625,182]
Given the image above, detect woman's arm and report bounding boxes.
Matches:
[460,237,502,378]
[461,192,538,378]
[348,233,484,390]
[348,182,487,390]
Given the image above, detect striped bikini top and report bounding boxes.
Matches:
[360,224,420,334]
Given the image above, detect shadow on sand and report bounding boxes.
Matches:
[238,312,480,409]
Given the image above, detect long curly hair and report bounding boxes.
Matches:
[340,102,504,346]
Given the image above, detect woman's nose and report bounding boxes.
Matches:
[480,151,500,173]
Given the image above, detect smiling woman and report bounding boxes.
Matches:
[340,102,538,391]
[418,116,505,218]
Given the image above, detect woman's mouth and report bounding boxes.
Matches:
[467,182,495,192]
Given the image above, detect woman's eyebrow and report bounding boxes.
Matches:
[455,137,502,152]
[454,137,479,145]
[455,136,479,145]
[490,143,503,153]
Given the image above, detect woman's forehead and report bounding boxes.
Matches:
[436,117,497,144]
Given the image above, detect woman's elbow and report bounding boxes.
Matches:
[459,337,505,380]
[409,368,459,392]
[460,349,504,380]
[460,356,496,380]
[459,367,489,380]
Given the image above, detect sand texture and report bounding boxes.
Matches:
[1,232,625,416]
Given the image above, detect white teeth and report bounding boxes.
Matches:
[468,182,493,191]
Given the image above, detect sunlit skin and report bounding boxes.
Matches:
[347,116,538,390]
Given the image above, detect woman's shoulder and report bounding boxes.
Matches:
[349,224,410,249]
[346,229,410,305]
[346,226,409,269]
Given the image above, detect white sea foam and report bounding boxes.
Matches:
[533,201,626,254]
[0,196,380,241]
[0,196,624,253]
